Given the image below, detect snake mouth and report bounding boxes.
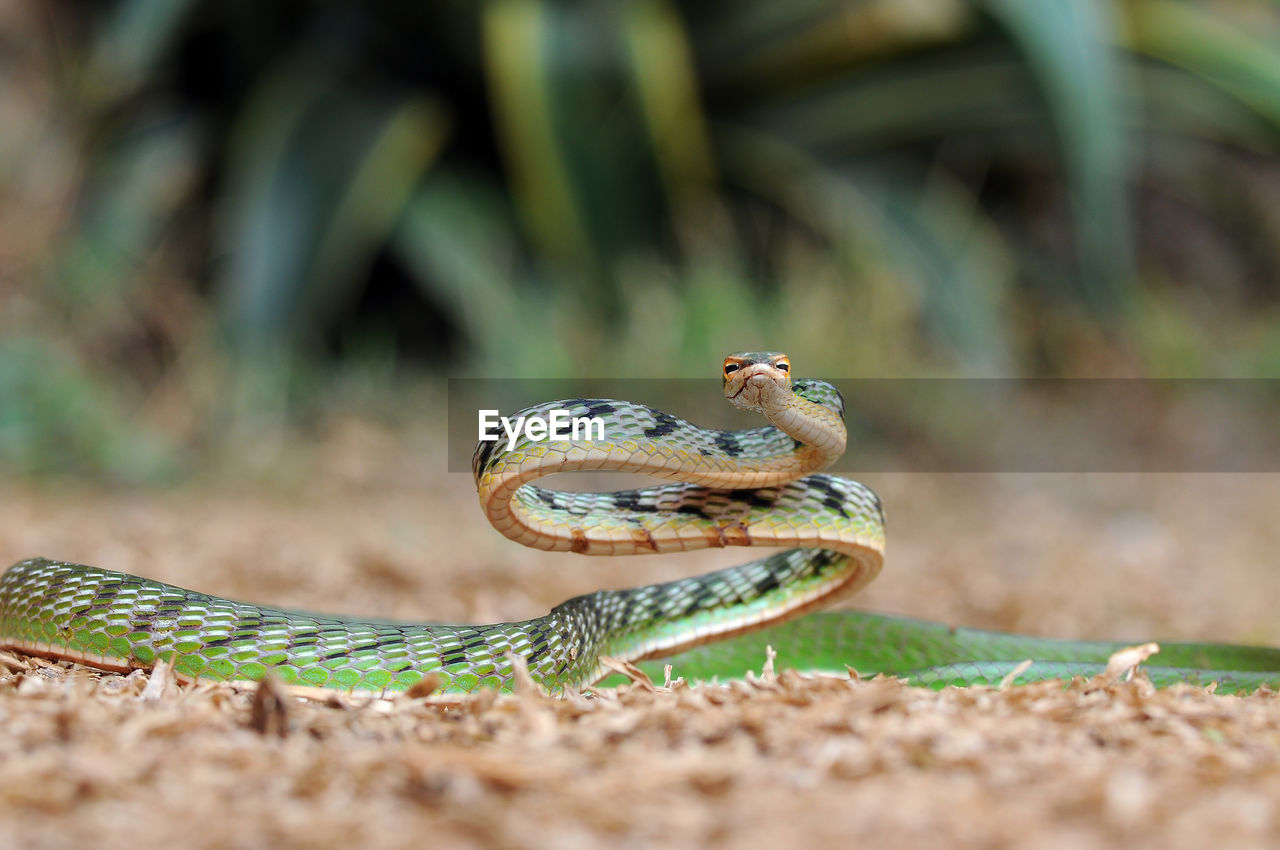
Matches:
[725,365,787,409]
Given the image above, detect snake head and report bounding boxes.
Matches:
[723,352,792,410]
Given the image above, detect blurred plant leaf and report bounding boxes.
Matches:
[86,0,201,100]
[1125,0,1280,130]
[622,0,716,209]
[981,0,1133,312]
[484,0,671,318]
[738,56,1042,152]
[483,0,593,267]
[59,116,202,308]
[699,0,974,92]
[721,129,1013,374]
[218,57,449,358]
[393,172,565,373]
[1135,63,1278,151]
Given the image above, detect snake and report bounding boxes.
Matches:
[3,352,1280,695]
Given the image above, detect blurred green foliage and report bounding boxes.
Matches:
[4,0,1280,479]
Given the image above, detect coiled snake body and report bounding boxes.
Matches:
[3,353,1280,694]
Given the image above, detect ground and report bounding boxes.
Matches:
[2,425,1280,849]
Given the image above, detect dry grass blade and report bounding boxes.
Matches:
[139,657,173,701]
[999,658,1035,689]
[405,672,442,699]
[1104,642,1161,683]
[598,656,658,692]
[248,672,289,738]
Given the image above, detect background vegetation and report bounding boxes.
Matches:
[4,0,1280,480]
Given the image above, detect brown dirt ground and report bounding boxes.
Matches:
[3,424,1280,850]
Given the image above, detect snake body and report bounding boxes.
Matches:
[3,352,1279,694]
